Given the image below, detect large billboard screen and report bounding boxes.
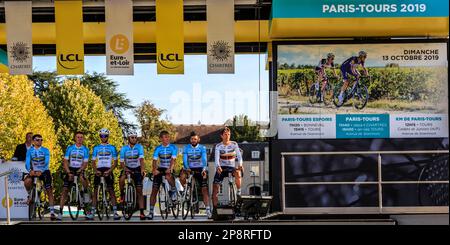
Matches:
[276,42,449,139]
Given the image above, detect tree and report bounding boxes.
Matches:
[41,79,124,199]
[77,72,135,134]
[28,71,135,135]
[0,74,61,173]
[134,100,182,173]
[225,115,264,142]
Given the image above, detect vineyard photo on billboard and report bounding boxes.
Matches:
[276,42,449,139]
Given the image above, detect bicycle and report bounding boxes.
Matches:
[309,76,337,105]
[28,175,47,221]
[333,76,370,109]
[181,170,200,220]
[122,171,136,220]
[96,173,111,220]
[158,174,180,220]
[226,172,238,207]
[66,172,90,220]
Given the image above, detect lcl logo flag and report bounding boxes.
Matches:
[207,0,235,74]
[55,0,84,75]
[5,1,33,75]
[156,0,184,74]
[105,0,134,75]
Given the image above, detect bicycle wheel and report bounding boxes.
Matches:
[104,189,111,220]
[353,85,369,110]
[229,183,236,207]
[28,187,36,221]
[123,184,136,220]
[190,181,197,219]
[181,184,191,220]
[308,84,318,104]
[158,185,169,220]
[323,83,334,106]
[171,189,180,219]
[37,189,45,220]
[332,85,344,107]
[68,184,80,220]
[96,185,104,220]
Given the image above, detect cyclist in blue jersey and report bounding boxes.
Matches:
[338,51,369,105]
[90,128,120,220]
[119,130,147,220]
[23,134,57,220]
[179,131,212,218]
[147,130,178,220]
[58,131,91,221]
[315,53,339,102]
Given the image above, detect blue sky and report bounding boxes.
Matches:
[33,54,269,126]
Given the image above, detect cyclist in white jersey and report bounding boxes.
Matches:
[212,127,244,209]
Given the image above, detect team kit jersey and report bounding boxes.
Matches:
[153,144,178,168]
[25,146,50,172]
[64,144,89,168]
[315,59,334,71]
[92,144,118,168]
[183,144,207,170]
[341,56,364,70]
[120,144,145,168]
[214,141,243,168]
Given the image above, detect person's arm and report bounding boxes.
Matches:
[63,147,71,173]
[362,62,368,76]
[235,143,243,167]
[139,145,145,170]
[81,147,89,171]
[139,145,145,175]
[152,147,159,173]
[182,146,189,170]
[169,146,178,172]
[91,146,98,170]
[201,146,208,172]
[111,146,118,170]
[119,147,125,169]
[44,148,50,171]
[214,145,220,169]
[25,148,31,172]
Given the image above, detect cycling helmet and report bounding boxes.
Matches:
[99,128,110,135]
[326,53,335,59]
[128,130,138,137]
[358,50,367,57]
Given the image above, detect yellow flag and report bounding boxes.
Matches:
[55,0,84,75]
[156,0,184,74]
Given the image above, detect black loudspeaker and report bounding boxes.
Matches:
[212,204,236,221]
[236,195,273,220]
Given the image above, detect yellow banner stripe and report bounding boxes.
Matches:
[156,0,184,74]
[55,0,84,75]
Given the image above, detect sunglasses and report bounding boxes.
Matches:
[35,138,43,142]
[100,134,109,138]
[129,136,137,139]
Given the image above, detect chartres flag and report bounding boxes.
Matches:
[5,1,33,75]
[207,0,235,74]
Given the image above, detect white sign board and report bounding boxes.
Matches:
[0,161,28,219]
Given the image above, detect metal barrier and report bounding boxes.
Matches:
[281,150,449,214]
[0,170,13,225]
